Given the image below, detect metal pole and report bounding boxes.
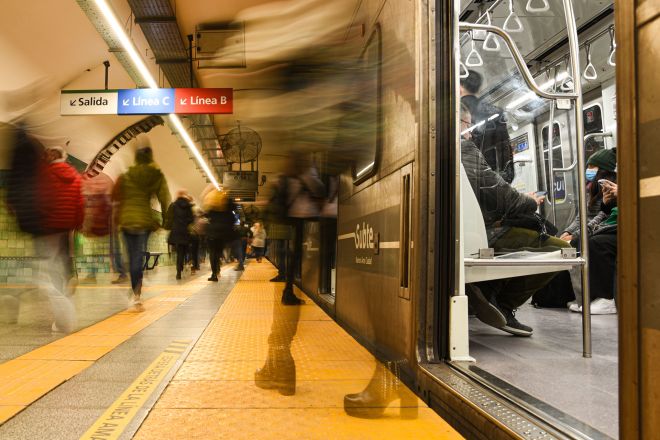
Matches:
[187,34,194,88]
[563,0,591,358]
[547,81,557,227]
[103,60,110,90]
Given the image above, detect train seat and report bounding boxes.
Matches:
[460,165,569,283]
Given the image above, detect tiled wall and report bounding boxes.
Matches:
[0,188,174,283]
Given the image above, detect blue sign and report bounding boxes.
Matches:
[554,176,566,203]
[117,88,175,115]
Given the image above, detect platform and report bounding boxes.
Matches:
[0,262,462,439]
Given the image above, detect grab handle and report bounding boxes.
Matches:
[526,0,550,13]
[503,0,524,33]
[483,12,500,52]
[465,38,484,67]
[582,43,598,80]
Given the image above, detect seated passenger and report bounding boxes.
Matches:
[460,102,571,336]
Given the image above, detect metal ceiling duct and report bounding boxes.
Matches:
[125,0,226,175]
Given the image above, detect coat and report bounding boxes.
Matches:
[113,157,170,232]
[461,140,537,244]
[40,162,84,233]
[203,190,237,241]
[166,197,194,245]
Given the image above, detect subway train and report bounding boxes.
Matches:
[0,0,656,439]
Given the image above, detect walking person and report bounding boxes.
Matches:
[251,221,267,263]
[165,190,194,280]
[202,186,236,282]
[35,145,84,333]
[113,136,170,310]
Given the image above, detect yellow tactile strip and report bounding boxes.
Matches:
[0,277,207,425]
[135,262,464,439]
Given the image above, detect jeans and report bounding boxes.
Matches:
[175,243,188,275]
[232,238,247,266]
[190,236,200,269]
[589,233,617,300]
[476,227,571,310]
[208,238,225,276]
[122,231,150,293]
[34,232,77,333]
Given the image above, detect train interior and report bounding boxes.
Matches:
[456,1,618,438]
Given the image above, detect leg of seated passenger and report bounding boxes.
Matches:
[588,233,617,314]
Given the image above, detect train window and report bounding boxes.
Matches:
[583,104,605,158]
[541,122,563,169]
[351,25,381,184]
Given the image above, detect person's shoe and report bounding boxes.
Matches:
[51,322,63,333]
[281,287,304,306]
[590,298,617,315]
[465,284,506,329]
[130,294,144,312]
[207,275,219,282]
[568,301,582,313]
[270,275,286,282]
[111,274,128,284]
[500,308,533,337]
[176,272,182,280]
[234,265,245,271]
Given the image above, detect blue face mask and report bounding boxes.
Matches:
[586,169,598,182]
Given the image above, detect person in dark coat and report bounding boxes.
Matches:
[202,186,237,281]
[165,190,194,280]
[461,102,570,337]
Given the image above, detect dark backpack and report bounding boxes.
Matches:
[6,128,45,235]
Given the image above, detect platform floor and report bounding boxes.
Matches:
[0,262,462,439]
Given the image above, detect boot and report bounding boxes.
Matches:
[281,286,304,306]
[254,346,296,396]
[344,360,418,419]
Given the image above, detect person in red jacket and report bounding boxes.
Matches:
[34,146,84,333]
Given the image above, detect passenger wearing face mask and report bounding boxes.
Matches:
[559,148,617,244]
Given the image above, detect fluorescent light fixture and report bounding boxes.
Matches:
[505,72,570,110]
[356,162,375,177]
[94,0,219,189]
[461,119,485,136]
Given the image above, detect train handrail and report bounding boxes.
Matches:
[458,22,579,101]
[553,132,614,173]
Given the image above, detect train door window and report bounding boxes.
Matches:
[584,104,605,158]
[541,122,563,169]
[351,25,381,184]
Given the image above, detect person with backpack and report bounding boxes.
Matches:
[165,190,194,280]
[202,186,237,282]
[35,145,84,333]
[113,136,170,310]
[461,69,514,183]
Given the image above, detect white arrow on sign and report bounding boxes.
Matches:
[180,98,187,105]
[122,99,130,106]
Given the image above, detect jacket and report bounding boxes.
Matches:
[204,190,237,241]
[40,162,84,233]
[461,140,537,244]
[166,197,194,245]
[113,158,170,232]
[251,226,266,248]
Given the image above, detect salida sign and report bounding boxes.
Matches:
[60,88,233,115]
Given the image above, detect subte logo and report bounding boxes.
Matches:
[355,222,374,249]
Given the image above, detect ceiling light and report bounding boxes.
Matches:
[93,0,219,188]
[505,72,570,110]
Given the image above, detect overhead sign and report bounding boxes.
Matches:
[60,88,233,115]
[60,90,117,115]
[175,88,232,114]
[117,88,175,115]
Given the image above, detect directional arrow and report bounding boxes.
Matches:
[70,99,77,106]
[122,98,129,106]
[180,98,187,105]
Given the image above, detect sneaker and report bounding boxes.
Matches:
[465,284,506,329]
[176,273,182,280]
[51,322,63,333]
[234,265,245,271]
[569,302,582,313]
[130,294,144,311]
[500,308,533,337]
[281,287,304,306]
[208,276,219,282]
[590,298,617,315]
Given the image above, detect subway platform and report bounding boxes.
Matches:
[0,261,462,439]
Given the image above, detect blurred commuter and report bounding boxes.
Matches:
[273,157,325,305]
[202,186,236,282]
[232,219,250,271]
[461,70,514,183]
[251,221,267,263]
[165,190,194,280]
[190,206,207,273]
[460,103,570,336]
[113,137,170,309]
[36,145,84,333]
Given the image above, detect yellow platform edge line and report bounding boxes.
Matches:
[79,341,190,440]
[0,278,204,426]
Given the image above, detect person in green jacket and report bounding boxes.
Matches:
[113,136,170,310]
